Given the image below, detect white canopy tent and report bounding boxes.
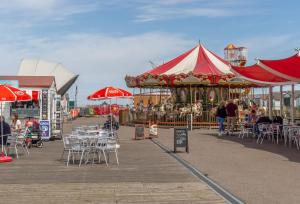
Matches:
[18,59,78,95]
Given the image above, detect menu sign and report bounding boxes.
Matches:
[41,89,48,120]
[174,128,189,153]
[55,100,61,130]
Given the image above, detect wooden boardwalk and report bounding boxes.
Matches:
[0,117,226,204]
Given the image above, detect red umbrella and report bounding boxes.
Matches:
[87,86,132,100]
[87,86,132,131]
[0,84,32,163]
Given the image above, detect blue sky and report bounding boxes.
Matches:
[0,0,299,104]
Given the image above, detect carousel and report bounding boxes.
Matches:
[125,43,253,127]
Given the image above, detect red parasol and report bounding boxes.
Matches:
[0,84,32,163]
[87,86,132,100]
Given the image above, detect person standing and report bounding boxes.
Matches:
[216,101,227,136]
[226,99,238,135]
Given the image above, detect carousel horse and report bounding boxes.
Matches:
[191,102,203,116]
[179,105,191,118]
[165,101,174,114]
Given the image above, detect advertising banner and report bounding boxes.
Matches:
[40,120,51,140]
[41,89,48,120]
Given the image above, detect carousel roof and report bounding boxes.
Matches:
[125,44,243,88]
[258,53,300,82]
[232,51,300,85]
[145,44,233,76]
[231,64,290,85]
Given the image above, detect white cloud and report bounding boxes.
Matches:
[0,32,193,104]
[132,0,256,22]
[0,0,58,10]
[0,0,98,28]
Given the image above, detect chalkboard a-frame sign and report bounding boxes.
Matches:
[174,128,189,153]
[135,124,145,140]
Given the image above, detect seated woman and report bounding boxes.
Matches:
[11,114,22,132]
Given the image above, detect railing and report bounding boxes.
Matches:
[129,111,218,129]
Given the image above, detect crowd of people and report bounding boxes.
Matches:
[215,99,283,136]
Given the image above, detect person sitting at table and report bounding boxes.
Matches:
[11,114,22,132]
[273,114,283,124]
[0,116,11,145]
[254,112,271,136]
[256,113,272,124]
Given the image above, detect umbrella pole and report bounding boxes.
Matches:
[110,99,112,132]
[1,102,3,153]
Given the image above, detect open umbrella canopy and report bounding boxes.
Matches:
[0,84,32,102]
[87,86,132,100]
[0,84,31,163]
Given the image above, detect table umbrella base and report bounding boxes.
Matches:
[0,152,12,163]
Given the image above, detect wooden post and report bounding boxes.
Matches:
[189,84,193,131]
[291,84,295,124]
[159,86,162,104]
[268,86,273,119]
[220,87,223,101]
[280,85,283,116]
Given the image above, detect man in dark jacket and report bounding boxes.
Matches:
[226,99,238,135]
[0,116,11,145]
[216,101,227,136]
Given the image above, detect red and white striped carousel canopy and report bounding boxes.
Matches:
[232,51,300,85]
[144,44,233,76]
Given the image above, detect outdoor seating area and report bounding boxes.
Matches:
[237,119,300,149]
[62,124,120,167]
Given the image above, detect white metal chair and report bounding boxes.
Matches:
[61,135,72,160]
[5,133,29,159]
[105,138,120,166]
[270,123,281,144]
[66,136,81,166]
[257,123,272,144]
[95,137,109,166]
[288,127,300,149]
[238,122,254,139]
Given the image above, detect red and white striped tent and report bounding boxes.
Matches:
[125,44,250,87]
[146,44,232,76]
[231,51,300,85]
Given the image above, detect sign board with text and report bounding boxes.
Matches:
[41,89,48,120]
[174,128,189,153]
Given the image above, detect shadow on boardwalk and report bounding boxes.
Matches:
[210,132,300,164]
